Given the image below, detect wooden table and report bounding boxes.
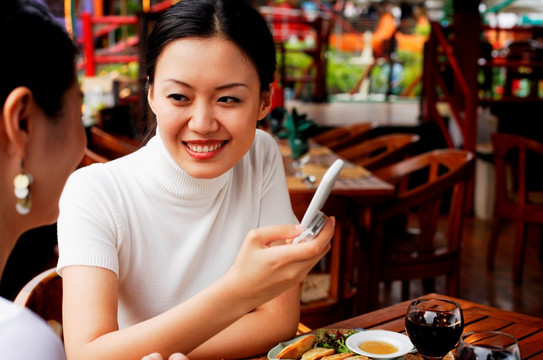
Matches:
[280,140,394,202]
[245,293,543,360]
[328,293,543,360]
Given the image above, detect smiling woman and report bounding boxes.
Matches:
[147,36,270,178]
[55,1,335,360]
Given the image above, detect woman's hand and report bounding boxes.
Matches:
[223,216,335,306]
[142,353,188,360]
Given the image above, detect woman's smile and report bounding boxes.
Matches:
[183,140,228,159]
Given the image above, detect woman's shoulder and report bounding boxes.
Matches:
[254,128,276,145]
[251,129,281,155]
[0,298,66,359]
[67,150,140,186]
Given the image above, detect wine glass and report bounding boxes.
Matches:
[455,331,520,360]
[405,297,465,360]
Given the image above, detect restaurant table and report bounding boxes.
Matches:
[279,139,394,202]
[245,293,543,360]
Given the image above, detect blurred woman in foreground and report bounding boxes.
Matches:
[0,0,85,358]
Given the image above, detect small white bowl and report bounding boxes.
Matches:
[346,330,414,359]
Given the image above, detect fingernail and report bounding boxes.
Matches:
[170,354,187,360]
[330,217,336,227]
[295,224,305,230]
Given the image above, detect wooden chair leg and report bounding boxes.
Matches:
[422,277,435,294]
[487,216,502,270]
[401,280,410,300]
[513,221,527,284]
[540,224,543,263]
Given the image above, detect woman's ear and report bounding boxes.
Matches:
[2,87,34,156]
[257,89,272,121]
[147,81,157,115]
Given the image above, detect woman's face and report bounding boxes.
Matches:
[148,36,271,179]
[29,81,86,223]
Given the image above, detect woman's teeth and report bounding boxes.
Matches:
[187,143,223,153]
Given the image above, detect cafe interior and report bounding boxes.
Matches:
[3,0,543,357]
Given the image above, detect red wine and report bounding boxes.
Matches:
[405,317,464,358]
[456,345,519,360]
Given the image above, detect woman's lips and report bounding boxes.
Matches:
[183,140,227,159]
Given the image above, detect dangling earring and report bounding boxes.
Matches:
[13,159,33,215]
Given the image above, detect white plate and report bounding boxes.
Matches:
[346,330,414,359]
[267,335,312,360]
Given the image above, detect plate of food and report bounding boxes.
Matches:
[268,328,366,360]
[345,330,414,359]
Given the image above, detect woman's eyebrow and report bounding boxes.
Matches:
[163,78,193,89]
[162,79,248,90]
[216,83,249,90]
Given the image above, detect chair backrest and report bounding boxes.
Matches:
[311,122,377,152]
[363,149,474,309]
[79,126,141,168]
[491,132,543,209]
[87,126,140,161]
[373,149,474,235]
[14,267,63,339]
[336,133,420,171]
[79,147,108,167]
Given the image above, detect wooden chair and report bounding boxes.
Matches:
[79,126,140,168]
[336,133,420,171]
[359,149,474,312]
[487,132,543,284]
[311,122,377,152]
[14,267,63,339]
[87,126,140,160]
[79,147,108,167]
[291,193,359,329]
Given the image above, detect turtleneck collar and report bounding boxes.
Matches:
[141,130,232,201]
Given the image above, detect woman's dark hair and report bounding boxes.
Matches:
[146,0,276,92]
[0,0,78,119]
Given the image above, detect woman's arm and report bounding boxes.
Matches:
[186,285,301,359]
[62,220,333,360]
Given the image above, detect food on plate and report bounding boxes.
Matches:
[301,347,335,360]
[271,329,360,360]
[315,328,358,353]
[276,334,316,359]
[344,356,370,360]
[321,353,357,359]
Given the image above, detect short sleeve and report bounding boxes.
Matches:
[56,164,121,277]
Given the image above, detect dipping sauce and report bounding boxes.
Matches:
[359,340,398,355]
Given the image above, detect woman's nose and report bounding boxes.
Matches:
[188,102,219,134]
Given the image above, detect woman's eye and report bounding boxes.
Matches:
[168,94,187,102]
[218,96,240,104]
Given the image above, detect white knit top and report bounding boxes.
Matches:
[57,129,297,328]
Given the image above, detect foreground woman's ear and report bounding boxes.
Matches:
[2,87,35,156]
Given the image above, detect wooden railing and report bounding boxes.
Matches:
[422,22,477,154]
